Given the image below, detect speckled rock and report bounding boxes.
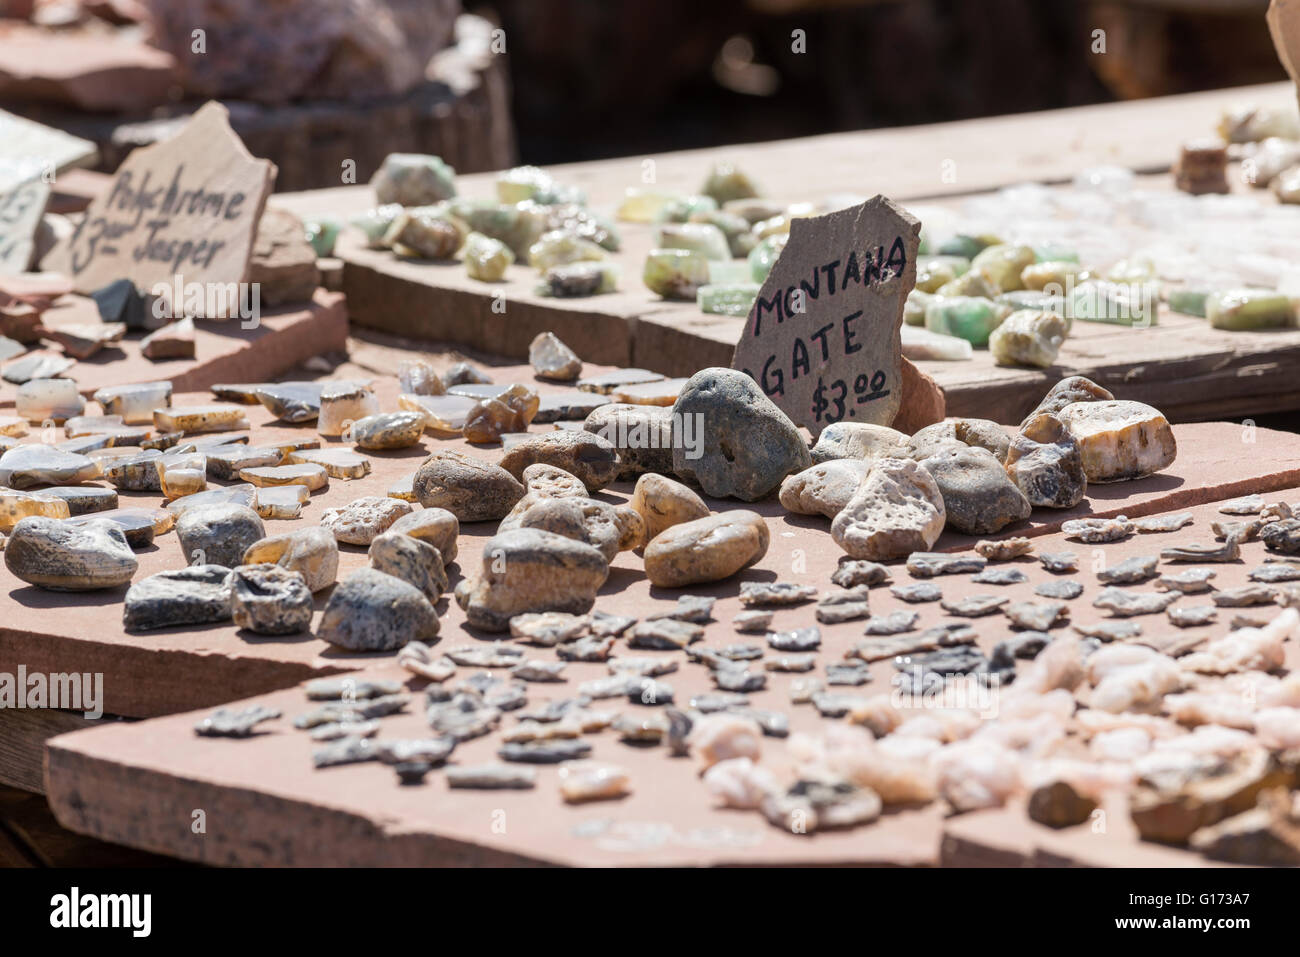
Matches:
[229,564,314,635]
[920,444,1030,535]
[630,472,709,542]
[369,530,448,602]
[809,423,909,464]
[1004,412,1088,508]
[5,516,137,590]
[643,510,769,587]
[529,331,583,381]
[413,450,525,522]
[518,497,644,560]
[583,403,674,476]
[321,496,413,546]
[123,565,232,631]
[831,458,945,560]
[242,526,339,592]
[1020,375,1113,428]
[1057,400,1177,483]
[388,508,459,564]
[498,430,621,492]
[670,368,811,501]
[906,418,1011,462]
[778,460,872,519]
[455,528,609,631]
[498,463,589,532]
[318,567,439,651]
[175,503,266,568]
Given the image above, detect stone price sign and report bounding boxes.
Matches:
[0,177,49,276]
[47,101,276,318]
[731,195,920,437]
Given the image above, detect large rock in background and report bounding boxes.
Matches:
[141,0,461,104]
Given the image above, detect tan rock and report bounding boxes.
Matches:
[643,510,769,588]
[1057,399,1177,483]
[831,457,945,560]
[240,463,329,490]
[779,460,872,518]
[518,497,644,560]
[630,472,709,542]
[412,449,524,522]
[242,525,339,592]
[388,507,459,564]
[369,530,447,602]
[5,516,137,590]
[320,495,412,546]
[809,423,908,464]
[498,429,622,492]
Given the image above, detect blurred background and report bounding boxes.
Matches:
[0,0,1288,189]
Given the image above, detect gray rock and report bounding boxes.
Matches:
[317,568,439,651]
[369,531,447,603]
[831,559,892,588]
[584,403,674,476]
[455,527,608,631]
[862,610,920,635]
[1092,587,1179,617]
[1097,555,1159,585]
[498,739,593,764]
[920,444,1031,535]
[5,516,137,591]
[230,564,314,635]
[498,430,622,492]
[1004,600,1068,631]
[815,586,873,623]
[1039,551,1079,573]
[940,594,1008,617]
[175,503,265,568]
[906,552,985,578]
[1035,579,1084,600]
[447,764,537,789]
[767,626,821,651]
[891,582,942,603]
[412,450,525,522]
[1020,376,1113,427]
[194,705,281,738]
[123,565,233,631]
[972,567,1028,585]
[670,367,811,501]
[1004,412,1087,509]
[809,422,908,464]
[907,418,1011,461]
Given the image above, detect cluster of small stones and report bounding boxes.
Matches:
[165,356,1299,861]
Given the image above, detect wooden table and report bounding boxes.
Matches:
[271,81,1300,425]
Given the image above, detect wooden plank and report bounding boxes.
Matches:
[45,493,1297,867]
[0,708,94,793]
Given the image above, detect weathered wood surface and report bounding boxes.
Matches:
[45,493,1299,867]
[271,81,1300,425]
[0,708,93,793]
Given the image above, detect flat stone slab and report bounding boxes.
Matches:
[42,492,1300,866]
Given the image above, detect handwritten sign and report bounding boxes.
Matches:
[46,101,275,318]
[0,178,49,276]
[0,108,97,194]
[732,196,920,437]
[1269,0,1300,96]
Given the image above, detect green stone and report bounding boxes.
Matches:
[653,222,730,262]
[616,189,680,223]
[1205,289,1295,331]
[1033,243,1078,263]
[537,262,620,298]
[689,210,756,257]
[496,165,585,205]
[701,161,761,205]
[918,254,969,277]
[350,204,404,248]
[970,243,1036,292]
[304,218,340,257]
[644,249,710,300]
[924,296,1009,347]
[372,153,457,206]
[464,232,515,282]
[707,260,752,285]
[1105,257,1157,283]
[998,290,1070,329]
[915,260,956,293]
[938,233,1001,259]
[697,283,760,317]
[446,198,549,258]
[1069,280,1158,327]
[989,310,1069,368]
[656,195,717,222]
[527,229,607,272]
[936,267,999,300]
[1167,287,1210,318]
[748,234,789,283]
[904,289,934,327]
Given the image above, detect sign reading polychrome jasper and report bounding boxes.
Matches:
[47,101,275,318]
[731,196,920,437]
[0,178,49,276]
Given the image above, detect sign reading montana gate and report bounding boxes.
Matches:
[47,101,275,318]
[732,196,920,437]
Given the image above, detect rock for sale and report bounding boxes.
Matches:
[630,472,709,542]
[350,411,426,450]
[670,368,810,501]
[413,449,525,522]
[643,510,769,587]
[318,567,439,652]
[831,457,945,560]
[1097,555,1159,585]
[1057,400,1177,483]
[1028,780,1098,828]
[906,418,1011,462]
[779,460,872,518]
[518,497,644,561]
[831,559,892,588]
[975,537,1034,561]
[498,463,589,532]
[583,403,674,476]
[816,587,873,623]
[5,516,137,590]
[123,565,233,631]
[369,531,447,602]
[175,503,265,567]
[1262,520,1300,555]
[529,331,582,381]
[920,444,1030,535]
[498,430,621,492]
[248,207,320,305]
[320,496,412,546]
[388,508,459,564]
[906,552,985,577]
[0,445,98,489]
[808,423,908,464]
[456,528,609,631]
[972,566,1028,585]
[229,563,314,635]
[317,382,380,438]
[242,526,339,592]
[989,310,1068,368]
[1004,600,1068,631]
[1092,587,1179,617]
[1004,412,1088,508]
[1035,580,1084,600]
[140,318,196,360]
[461,384,540,443]
[891,581,942,603]
[1021,375,1113,427]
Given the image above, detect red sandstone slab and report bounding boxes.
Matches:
[42,490,1300,867]
[4,289,348,402]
